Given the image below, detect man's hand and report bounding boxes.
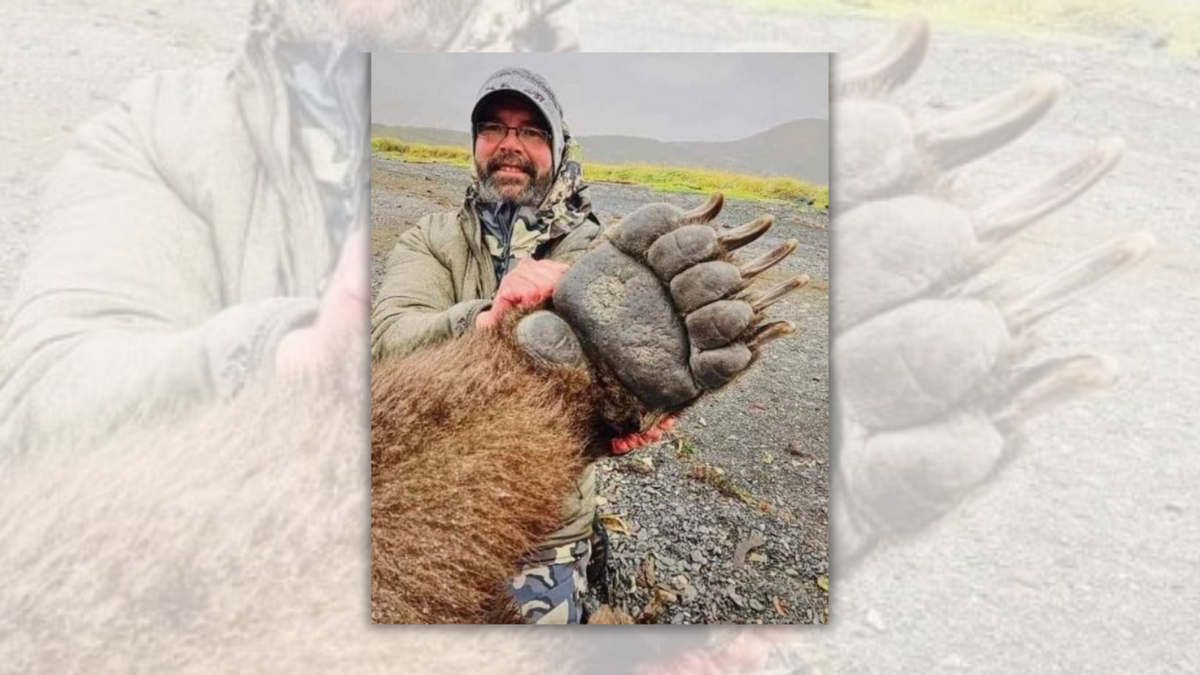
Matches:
[611,415,676,455]
[476,258,570,329]
[275,229,369,374]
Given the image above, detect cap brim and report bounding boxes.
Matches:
[471,89,552,133]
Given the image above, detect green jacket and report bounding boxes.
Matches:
[0,35,351,454]
[371,201,604,558]
[371,203,602,358]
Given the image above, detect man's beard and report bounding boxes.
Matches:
[476,154,554,208]
[264,0,476,49]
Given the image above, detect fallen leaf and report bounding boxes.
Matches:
[773,597,789,617]
[600,513,632,536]
[749,402,767,414]
[762,453,774,464]
[640,591,666,622]
[642,556,657,589]
[655,587,678,605]
[817,575,829,593]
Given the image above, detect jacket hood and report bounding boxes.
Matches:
[242,0,370,255]
[471,67,568,179]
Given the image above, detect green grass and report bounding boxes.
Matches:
[737,0,1200,55]
[371,137,473,167]
[372,137,828,210]
[585,163,828,209]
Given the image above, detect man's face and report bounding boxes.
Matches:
[474,94,555,207]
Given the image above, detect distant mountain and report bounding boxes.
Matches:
[373,124,469,148]
[371,119,829,184]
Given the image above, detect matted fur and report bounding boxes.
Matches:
[0,337,570,673]
[371,308,599,624]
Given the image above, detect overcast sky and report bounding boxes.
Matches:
[371,53,828,143]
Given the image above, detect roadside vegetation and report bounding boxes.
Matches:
[371,137,829,210]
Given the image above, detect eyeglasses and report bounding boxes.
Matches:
[475,122,551,148]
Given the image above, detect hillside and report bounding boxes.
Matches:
[370,118,829,184]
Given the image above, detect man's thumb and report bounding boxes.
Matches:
[324,228,370,332]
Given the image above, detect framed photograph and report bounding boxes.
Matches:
[369,52,829,625]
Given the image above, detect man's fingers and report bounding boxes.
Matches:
[490,294,515,316]
[314,229,369,350]
[522,264,569,290]
[513,257,568,277]
[516,258,569,284]
[504,279,555,308]
[330,228,369,306]
[486,259,573,327]
[529,273,561,293]
[539,260,571,281]
[496,281,533,306]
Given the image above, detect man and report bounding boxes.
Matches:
[0,0,361,452]
[372,67,674,623]
[372,67,604,624]
[372,68,599,353]
[0,0,577,452]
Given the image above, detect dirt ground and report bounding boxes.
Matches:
[370,157,830,624]
[577,2,1200,671]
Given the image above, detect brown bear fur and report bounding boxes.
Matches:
[371,307,601,623]
[0,333,576,672]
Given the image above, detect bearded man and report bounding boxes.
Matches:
[0,0,577,450]
[372,65,680,623]
[371,67,614,624]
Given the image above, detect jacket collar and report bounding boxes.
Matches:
[229,2,369,293]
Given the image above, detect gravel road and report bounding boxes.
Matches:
[371,156,831,624]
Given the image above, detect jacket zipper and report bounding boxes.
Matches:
[501,211,514,279]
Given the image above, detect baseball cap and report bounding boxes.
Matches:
[470,67,567,177]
